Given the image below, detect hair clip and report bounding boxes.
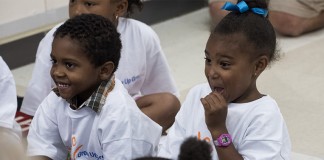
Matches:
[221,1,268,17]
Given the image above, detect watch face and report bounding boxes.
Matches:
[219,134,232,146]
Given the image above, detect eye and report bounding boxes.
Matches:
[204,57,211,65]
[220,61,231,69]
[65,62,75,69]
[50,58,57,64]
[84,1,95,7]
[70,0,75,4]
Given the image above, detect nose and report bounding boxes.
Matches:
[206,65,219,80]
[51,65,66,78]
[70,3,86,17]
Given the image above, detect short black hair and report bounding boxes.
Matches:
[178,137,212,160]
[54,14,122,72]
[127,0,143,16]
[213,0,279,65]
[112,0,143,17]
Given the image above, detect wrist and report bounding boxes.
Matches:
[213,133,232,147]
[209,126,228,139]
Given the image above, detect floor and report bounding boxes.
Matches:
[11,8,324,160]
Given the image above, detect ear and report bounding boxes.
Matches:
[99,61,115,81]
[114,0,128,17]
[253,55,269,78]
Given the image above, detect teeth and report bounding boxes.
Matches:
[58,83,69,88]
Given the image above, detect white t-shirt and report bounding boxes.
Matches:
[27,78,162,160]
[21,17,179,116]
[158,83,291,160]
[0,56,17,129]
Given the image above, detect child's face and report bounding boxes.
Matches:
[69,0,121,22]
[204,33,258,103]
[50,36,102,101]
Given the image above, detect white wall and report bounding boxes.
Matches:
[0,0,68,44]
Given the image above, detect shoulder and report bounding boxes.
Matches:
[179,83,210,114]
[36,22,64,59]
[100,79,138,116]
[186,83,211,98]
[119,17,154,32]
[118,17,159,40]
[39,92,66,112]
[251,96,281,114]
[239,96,284,128]
[42,22,64,41]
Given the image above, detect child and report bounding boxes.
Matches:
[27,14,162,160]
[0,57,25,160]
[19,0,180,133]
[158,0,291,159]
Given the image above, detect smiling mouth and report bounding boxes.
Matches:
[57,83,70,89]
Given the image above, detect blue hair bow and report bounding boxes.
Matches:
[221,1,268,17]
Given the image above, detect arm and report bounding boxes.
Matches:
[27,94,67,160]
[201,92,243,160]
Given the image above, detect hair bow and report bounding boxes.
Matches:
[221,1,268,17]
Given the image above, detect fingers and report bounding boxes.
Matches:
[201,91,227,111]
[211,91,226,107]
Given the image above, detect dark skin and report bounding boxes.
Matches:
[201,33,268,160]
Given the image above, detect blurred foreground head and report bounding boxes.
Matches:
[0,127,26,160]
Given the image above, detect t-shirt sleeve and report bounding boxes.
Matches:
[0,57,17,129]
[238,103,291,160]
[140,27,179,97]
[27,94,67,159]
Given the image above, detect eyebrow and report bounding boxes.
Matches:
[204,50,234,59]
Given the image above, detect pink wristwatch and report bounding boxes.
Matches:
[213,134,232,147]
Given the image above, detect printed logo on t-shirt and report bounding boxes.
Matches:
[197,131,211,142]
[67,135,104,160]
[121,75,140,85]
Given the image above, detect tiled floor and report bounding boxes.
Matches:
[12,8,324,159]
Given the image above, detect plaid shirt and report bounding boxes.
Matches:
[53,75,115,113]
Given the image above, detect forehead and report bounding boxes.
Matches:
[205,33,253,57]
[52,36,86,57]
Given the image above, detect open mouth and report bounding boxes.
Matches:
[57,83,70,89]
[213,87,224,94]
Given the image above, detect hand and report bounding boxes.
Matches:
[200,91,228,132]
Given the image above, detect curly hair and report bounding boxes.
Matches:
[178,137,212,160]
[213,0,279,66]
[54,14,122,72]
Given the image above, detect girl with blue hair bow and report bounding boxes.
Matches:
[158,0,291,159]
